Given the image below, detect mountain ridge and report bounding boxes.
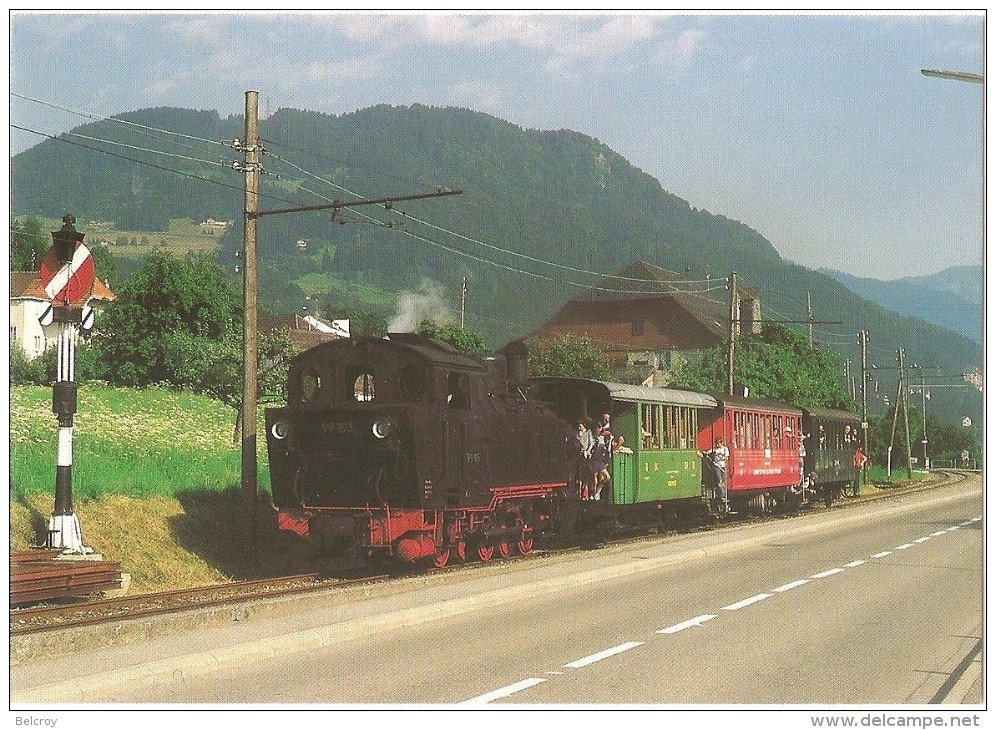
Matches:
[820,266,982,344]
[10,103,982,427]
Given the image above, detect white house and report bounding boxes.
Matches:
[10,272,116,359]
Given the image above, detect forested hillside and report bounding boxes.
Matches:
[11,104,982,427]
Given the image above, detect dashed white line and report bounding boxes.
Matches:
[657,614,717,634]
[810,568,845,579]
[465,515,978,705]
[772,579,810,593]
[461,677,547,704]
[721,593,771,611]
[563,641,644,669]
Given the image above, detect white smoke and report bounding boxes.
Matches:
[388,279,454,332]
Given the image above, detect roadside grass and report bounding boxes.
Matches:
[9,385,287,593]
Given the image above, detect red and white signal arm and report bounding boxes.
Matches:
[39,241,96,307]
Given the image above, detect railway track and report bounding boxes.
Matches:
[10,470,970,639]
[9,572,384,637]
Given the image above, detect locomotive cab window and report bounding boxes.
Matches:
[351,370,376,402]
[447,372,470,409]
[300,370,321,403]
[399,364,425,401]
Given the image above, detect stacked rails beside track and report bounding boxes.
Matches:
[11,549,122,606]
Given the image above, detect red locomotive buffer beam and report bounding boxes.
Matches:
[10,550,122,606]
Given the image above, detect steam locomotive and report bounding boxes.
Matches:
[264,334,862,566]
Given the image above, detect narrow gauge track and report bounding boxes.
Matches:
[10,573,380,637]
[11,471,967,638]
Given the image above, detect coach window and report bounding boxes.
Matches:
[641,404,659,449]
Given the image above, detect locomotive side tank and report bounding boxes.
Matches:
[265,334,569,566]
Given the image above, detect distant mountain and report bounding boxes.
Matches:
[10,104,983,428]
[821,267,982,344]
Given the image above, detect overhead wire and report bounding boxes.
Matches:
[12,95,733,297]
[12,93,227,156]
[262,138,723,290]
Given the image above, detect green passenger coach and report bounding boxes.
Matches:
[527,378,719,508]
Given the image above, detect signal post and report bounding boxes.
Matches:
[38,214,97,554]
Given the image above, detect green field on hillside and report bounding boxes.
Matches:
[11,385,264,499]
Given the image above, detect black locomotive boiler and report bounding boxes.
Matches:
[264,333,570,566]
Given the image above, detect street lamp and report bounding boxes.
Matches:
[921,69,983,84]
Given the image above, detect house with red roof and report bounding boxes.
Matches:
[9,271,116,359]
[523,261,761,385]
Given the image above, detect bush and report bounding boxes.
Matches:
[10,342,47,385]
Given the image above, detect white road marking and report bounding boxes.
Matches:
[772,579,810,593]
[810,568,845,579]
[721,593,771,611]
[563,641,644,668]
[461,677,547,704]
[657,615,717,634]
[468,515,979,705]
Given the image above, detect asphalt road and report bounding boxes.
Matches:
[13,476,983,707]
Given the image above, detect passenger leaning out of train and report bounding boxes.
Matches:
[571,421,596,500]
[700,437,730,512]
[589,437,611,500]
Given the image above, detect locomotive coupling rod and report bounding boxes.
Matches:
[257,189,463,217]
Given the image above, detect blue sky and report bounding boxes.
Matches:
[8,11,985,281]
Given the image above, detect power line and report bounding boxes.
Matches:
[11,123,304,211]
[12,92,227,153]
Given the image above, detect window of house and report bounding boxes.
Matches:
[10,326,17,342]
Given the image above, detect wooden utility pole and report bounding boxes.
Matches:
[807,292,814,348]
[461,277,467,330]
[241,90,260,556]
[887,347,914,480]
[858,330,869,484]
[726,272,738,396]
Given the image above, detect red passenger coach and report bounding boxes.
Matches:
[698,396,802,511]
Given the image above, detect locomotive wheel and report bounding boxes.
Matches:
[477,543,495,562]
[455,540,468,562]
[516,536,534,556]
[498,539,512,559]
[432,548,451,569]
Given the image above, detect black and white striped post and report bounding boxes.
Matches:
[47,306,91,553]
[39,215,96,555]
